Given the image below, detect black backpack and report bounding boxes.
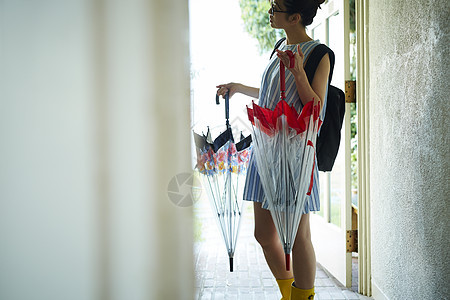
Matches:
[271,38,345,172]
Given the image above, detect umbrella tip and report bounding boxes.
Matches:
[285,253,290,271]
[229,257,233,272]
[240,131,245,141]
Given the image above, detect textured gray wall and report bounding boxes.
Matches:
[368,0,450,298]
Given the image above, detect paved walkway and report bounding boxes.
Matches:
[193,197,373,300]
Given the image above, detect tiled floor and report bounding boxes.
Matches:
[194,198,373,300]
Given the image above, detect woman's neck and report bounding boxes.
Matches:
[285,26,312,45]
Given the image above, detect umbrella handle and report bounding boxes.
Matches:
[216,92,230,129]
[279,50,295,102]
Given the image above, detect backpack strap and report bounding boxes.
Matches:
[269,37,286,59]
[304,44,335,85]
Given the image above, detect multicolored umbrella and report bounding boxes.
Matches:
[193,93,252,272]
[246,51,321,270]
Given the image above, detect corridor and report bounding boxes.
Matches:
[194,197,373,300]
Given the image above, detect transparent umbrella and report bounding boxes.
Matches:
[246,52,321,270]
[193,93,252,272]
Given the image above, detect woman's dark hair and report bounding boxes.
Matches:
[284,0,326,27]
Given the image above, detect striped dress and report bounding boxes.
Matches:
[243,39,327,214]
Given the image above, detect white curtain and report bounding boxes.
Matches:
[0,0,193,299]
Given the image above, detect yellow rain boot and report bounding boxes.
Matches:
[276,278,294,300]
[290,282,315,300]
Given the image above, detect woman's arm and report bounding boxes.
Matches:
[216,83,260,99]
[276,45,330,112]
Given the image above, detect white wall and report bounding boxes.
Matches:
[368,0,450,298]
[0,0,193,299]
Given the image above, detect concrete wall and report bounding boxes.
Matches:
[368,0,450,298]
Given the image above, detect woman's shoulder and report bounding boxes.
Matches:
[301,39,322,51]
[281,39,321,53]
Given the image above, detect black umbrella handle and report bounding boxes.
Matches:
[216,92,230,129]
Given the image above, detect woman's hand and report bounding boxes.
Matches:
[216,83,241,99]
[276,44,307,79]
[277,44,330,111]
[216,83,260,99]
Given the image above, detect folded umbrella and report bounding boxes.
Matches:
[193,92,252,272]
[247,51,321,270]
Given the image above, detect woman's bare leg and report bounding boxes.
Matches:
[292,213,316,289]
[253,202,293,279]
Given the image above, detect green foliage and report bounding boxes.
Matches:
[349,0,356,32]
[239,0,284,54]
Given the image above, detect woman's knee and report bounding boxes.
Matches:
[293,214,312,250]
[292,232,312,252]
[253,202,278,248]
[254,227,278,248]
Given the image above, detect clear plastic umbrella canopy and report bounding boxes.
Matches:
[193,93,252,272]
[247,79,321,270]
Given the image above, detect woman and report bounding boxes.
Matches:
[217,0,329,299]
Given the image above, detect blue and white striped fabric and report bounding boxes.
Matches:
[243,39,327,214]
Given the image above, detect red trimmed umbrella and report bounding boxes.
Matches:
[246,51,321,270]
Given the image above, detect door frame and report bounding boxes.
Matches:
[356,0,372,296]
[308,0,353,288]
